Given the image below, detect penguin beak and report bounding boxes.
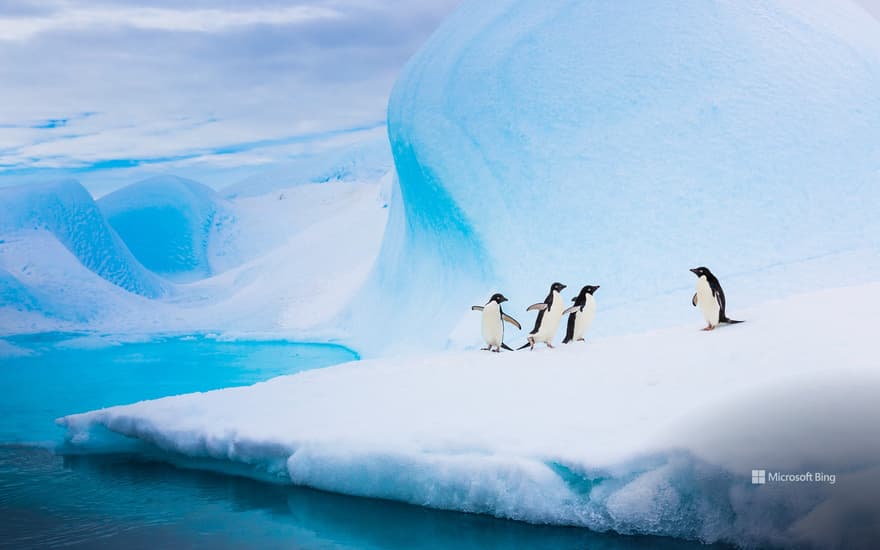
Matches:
[689,268,698,275]
[594,285,600,291]
[500,297,508,303]
[561,284,567,290]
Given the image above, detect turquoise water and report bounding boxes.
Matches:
[0,334,728,549]
[0,333,358,443]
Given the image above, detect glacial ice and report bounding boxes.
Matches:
[60,282,880,547]
[98,176,236,280]
[0,180,167,300]
[365,0,880,352]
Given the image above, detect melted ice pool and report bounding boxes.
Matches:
[0,333,358,444]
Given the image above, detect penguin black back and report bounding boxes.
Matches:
[690,267,743,324]
[562,285,599,343]
[530,293,552,334]
[529,282,564,334]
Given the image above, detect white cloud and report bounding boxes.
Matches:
[0,4,342,41]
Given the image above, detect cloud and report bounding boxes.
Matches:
[0,4,343,41]
[0,0,460,190]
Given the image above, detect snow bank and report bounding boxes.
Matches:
[367,0,880,352]
[99,176,237,280]
[60,282,880,548]
[172,178,391,336]
[0,180,167,299]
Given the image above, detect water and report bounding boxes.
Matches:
[0,334,729,549]
[0,333,358,443]
[0,447,729,550]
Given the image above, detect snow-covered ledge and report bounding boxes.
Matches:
[59,283,880,547]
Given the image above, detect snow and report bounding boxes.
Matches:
[223,133,393,199]
[371,0,880,352]
[60,281,880,547]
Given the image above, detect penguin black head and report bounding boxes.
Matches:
[690,267,712,278]
[572,285,600,301]
[489,293,508,303]
[550,282,566,292]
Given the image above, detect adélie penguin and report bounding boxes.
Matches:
[471,293,521,352]
[518,282,567,350]
[563,285,599,343]
[690,267,744,331]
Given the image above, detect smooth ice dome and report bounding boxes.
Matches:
[371,0,880,351]
[99,176,235,280]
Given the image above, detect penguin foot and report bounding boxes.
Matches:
[701,325,716,331]
[546,342,555,349]
[481,346,490,351]
[492,348,501,353]
[577,338,585,342]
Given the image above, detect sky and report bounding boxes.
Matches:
[1,0,878,194]
[0,0,460,193]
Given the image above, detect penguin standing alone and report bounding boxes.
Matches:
[518,282,567,350]
[563,285,600,343]
[690,267,743,330]
[471,293,521,352]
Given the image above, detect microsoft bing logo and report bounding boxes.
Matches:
[752,469,766,485]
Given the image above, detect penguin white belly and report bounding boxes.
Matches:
[573,297,596,340]
[481,302,503,347]
[533,295,564,342]
[696,276,720,326]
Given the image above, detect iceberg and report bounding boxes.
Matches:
[60,282,880,548]
[358,0,880,352]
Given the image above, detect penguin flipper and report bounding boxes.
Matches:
[471,306,484,311]
[527,303,548,311]
[563,305,581,315]
[691,293,698,307]
[501,313,522,330]
[500,343,513,351]
[516,342,531,350]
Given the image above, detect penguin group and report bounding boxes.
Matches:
[472,267,742,351]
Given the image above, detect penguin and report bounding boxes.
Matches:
[518,282,567,350]
[471,293,521,352]
[562,285,600,343]
[690,267,744,331]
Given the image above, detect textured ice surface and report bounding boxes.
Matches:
[1,131,393,337]
[368,0,880,352]
[61,282,880,548]
[0,180,167,303]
